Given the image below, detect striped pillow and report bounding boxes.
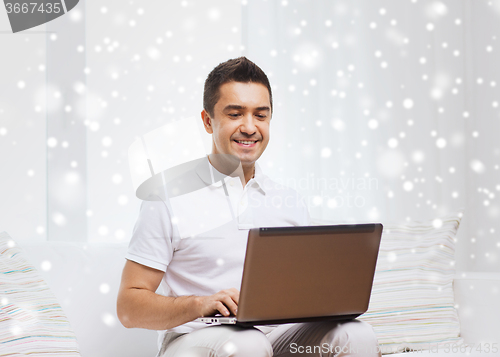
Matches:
[0,231,81,356]
[359,213,463,354]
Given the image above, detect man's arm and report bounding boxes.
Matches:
[117,260,239,330]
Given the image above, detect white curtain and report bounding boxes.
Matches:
[1,0,498,272]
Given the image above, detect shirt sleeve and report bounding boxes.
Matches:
[125,199,174,272]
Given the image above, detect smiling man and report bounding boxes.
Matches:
[203,79,271,186]
[117,57,381,357]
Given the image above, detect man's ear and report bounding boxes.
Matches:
[201,109,213,134]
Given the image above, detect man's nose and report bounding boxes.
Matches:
[240,114,257,135]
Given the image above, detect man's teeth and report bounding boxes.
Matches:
[236,140,256,144]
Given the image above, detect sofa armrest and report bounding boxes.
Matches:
[454,272,500,345]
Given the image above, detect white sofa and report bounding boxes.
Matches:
[4,239,495,357]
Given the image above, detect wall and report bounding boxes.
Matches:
[1,0,499,272]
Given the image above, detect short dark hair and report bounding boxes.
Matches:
[203,56,273,118]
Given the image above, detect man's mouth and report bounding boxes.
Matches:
[234,139,258,146]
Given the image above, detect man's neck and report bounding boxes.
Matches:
[242,164,256,187]
[207,154,255,188]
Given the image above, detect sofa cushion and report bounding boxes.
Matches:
[0,231,81,356]
[17,241,159,357]
[358,212,463,353]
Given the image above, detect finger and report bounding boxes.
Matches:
[220,295,238,316]
[222,288,240,305]
[215,301,230,316]
[231,289,240,305]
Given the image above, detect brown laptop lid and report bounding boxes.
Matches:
[237,224,383,324]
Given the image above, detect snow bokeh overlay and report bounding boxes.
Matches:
[0,0,499,271]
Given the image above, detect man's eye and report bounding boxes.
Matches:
[229,113,240,118]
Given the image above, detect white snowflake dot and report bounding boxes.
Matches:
[98,226,109,236]
[412,151,424,163]
[102,313,116,327]
[47,137,58,148]
[100,283,110,294]
[102,136,112,147]
[327,198,338,208]
[403,181,414,191]
[10,325,22,336]
[368,119,379,129]
[89,122,100,131]
[312,196,323,206]
[403,98,414,109]
[432,219,443,228]
[436,138,447,148]
[112,174,123,184]
[41,260,51,271]
[332,119,345,131]
[470,160,485,174]
[115,230,125,240]
[388,138,398,148]
[321,148,332,158]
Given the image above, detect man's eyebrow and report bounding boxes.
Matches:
[223,105,245,111]
[222,105,270,111]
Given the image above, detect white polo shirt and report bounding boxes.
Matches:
[125,156,310,343]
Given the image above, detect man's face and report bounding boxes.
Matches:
[202,81,271,168]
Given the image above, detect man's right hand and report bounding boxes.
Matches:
[118,260,241,329]
[198,288,239,317]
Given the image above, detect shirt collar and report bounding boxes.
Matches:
[252,162,269,195]
[195,155,227,188]
[196,155,269,194]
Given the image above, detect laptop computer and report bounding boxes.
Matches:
[196,223,383,326]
